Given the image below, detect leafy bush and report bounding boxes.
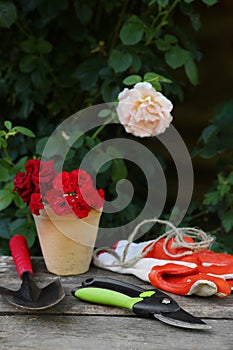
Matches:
[190,100,233,253]
[0,0,220,254]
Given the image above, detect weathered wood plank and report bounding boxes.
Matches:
[0,257,233,320]
[0,315,232,350]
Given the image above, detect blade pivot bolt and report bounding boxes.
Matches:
[161,298,171,305]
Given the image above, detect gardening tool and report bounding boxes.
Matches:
[72,277,211,330]
[0,235,65,310]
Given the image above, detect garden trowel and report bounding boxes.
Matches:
[0,235,65,310]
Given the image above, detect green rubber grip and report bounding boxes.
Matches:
[74,287,143,310]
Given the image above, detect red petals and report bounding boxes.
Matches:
[13,159,105,218]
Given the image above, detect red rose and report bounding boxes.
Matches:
[25,159,40,185]
[29,193,44,215]
[44,189,71,216]
[25,159,57,191]
[79,184,105,209]
[70,169,93,189]
[13,172,34,203]
[39,160,57,184]
[52,172,76,193]
[69,196,91,218]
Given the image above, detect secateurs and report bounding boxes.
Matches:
[72,277,211,330]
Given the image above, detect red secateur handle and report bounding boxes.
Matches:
[9,235,33,279]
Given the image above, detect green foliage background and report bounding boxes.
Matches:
[1,0,232,255]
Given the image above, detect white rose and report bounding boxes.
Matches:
[116,82,173,137]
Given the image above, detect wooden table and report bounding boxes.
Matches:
[0,256,233,350]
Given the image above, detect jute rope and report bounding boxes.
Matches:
[93,218,215,269]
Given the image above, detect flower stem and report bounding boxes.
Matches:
[92,114,116,140]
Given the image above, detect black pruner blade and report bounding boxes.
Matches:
[72,277,212,330]
[153,309,211,330]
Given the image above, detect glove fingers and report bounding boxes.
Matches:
[148,263,231,297]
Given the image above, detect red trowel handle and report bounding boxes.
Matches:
[9,235,33,279]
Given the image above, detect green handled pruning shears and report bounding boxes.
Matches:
[72,277,211,330]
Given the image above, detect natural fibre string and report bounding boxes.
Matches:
[93,218,215,269]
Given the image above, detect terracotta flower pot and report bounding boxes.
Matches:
[33,206,102,276]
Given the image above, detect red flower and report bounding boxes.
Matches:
[68,195,91,218]
[13,158,105,218]
[13,172,34,203]
[25,159,57,193]
[52,172,76,193]
[44,189,71,216]
[29,193,44,215]
[39,160,57,184]
[70,169,93,188]
[80,184,105,209]
[25,159,40,186]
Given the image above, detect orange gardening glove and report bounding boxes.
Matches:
[94,238,233,297]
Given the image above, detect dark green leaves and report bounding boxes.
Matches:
[109,50,132,73]
[13,126,35,138]
[201,0,218,5]
[0,1,17,28]
[184,59,199,86]
[120,15,144,45]
[123,72,172,91]
[0,190,14,211]
[157,34,199,85]
[165,46,191,69]
[20,38,53,55]
[123,75,142,86]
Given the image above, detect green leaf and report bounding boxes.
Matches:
[74,1,92,24]
[19,55,38,73]
[101,81,121,103]
[217,174,231,197]
[221,211,233,232]
[111,159,127,183]
[120,15,144,45]
[14,193,25,209]
[9,218,36,248]
[73,56,103,90]
[131,54,142,72]
[203,191,220,206]
[0,1,17,28]
[157,0,169,6]
[227,172,233,186]
[13,126,35,137]
[156,35,177,52]
[19,99,34,119]
[150,81,162,91]
[184,59,199,85]
[37,38,53,54]
[20,38,37,53]
[123,75,142,86]
[0,138,7,148]
[106,146,123,159]
[21,38,53,54]
[0,217,11,239]
[201,125,217,143]
[0,164,9,181]
[4,120,12,130]
[85,136,97,148]
[92,150,112,174]
[144,72,172,83]
[191,13,201,31]
[109,50,132,73]
[98,109,111,118]
[201,0,218,5]
[165,46,191,69]
[0,189,14,210]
